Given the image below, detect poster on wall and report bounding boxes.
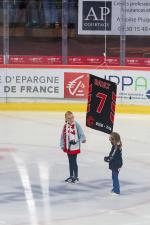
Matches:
[78,0,150,35]
[86,74,117,134]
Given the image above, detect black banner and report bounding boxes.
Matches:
[86,74,117,134]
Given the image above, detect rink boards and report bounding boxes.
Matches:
[0,65,150,114]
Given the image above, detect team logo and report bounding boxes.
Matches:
[64,73,89,99]
[67,75,85,97]
[86,115,95,127]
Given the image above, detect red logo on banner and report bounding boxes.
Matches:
[10,56,27,64]
[86,115,95,127]
[68,56,85,65]
[64,73,89,99]
[47,56,62,64]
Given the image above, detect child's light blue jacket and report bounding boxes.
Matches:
[60,121,86,149]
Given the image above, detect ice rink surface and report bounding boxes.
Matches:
[0,111,150,225]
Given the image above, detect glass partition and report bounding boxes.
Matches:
[1,0,150,66]
[8,0,62,64]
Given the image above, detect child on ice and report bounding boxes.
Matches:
[104,132,123,195]
[60,111,86,183]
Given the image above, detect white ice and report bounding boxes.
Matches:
[0,111,150,225]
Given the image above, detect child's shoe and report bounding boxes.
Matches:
[75,177,79,182]
[72,177,79,183]
[70,177,79,184]
[65,177,73,183]
[110,191,120,195]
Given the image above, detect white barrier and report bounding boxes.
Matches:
[0,66,150,106]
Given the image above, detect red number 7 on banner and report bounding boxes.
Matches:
[87,83,116,123]
[96,93,107,113]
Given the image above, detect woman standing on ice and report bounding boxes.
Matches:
[60,111,86,184]
[104,132,123,195]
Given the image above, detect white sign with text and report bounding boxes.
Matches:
[78,0,150,35]
[0,68,64,98]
